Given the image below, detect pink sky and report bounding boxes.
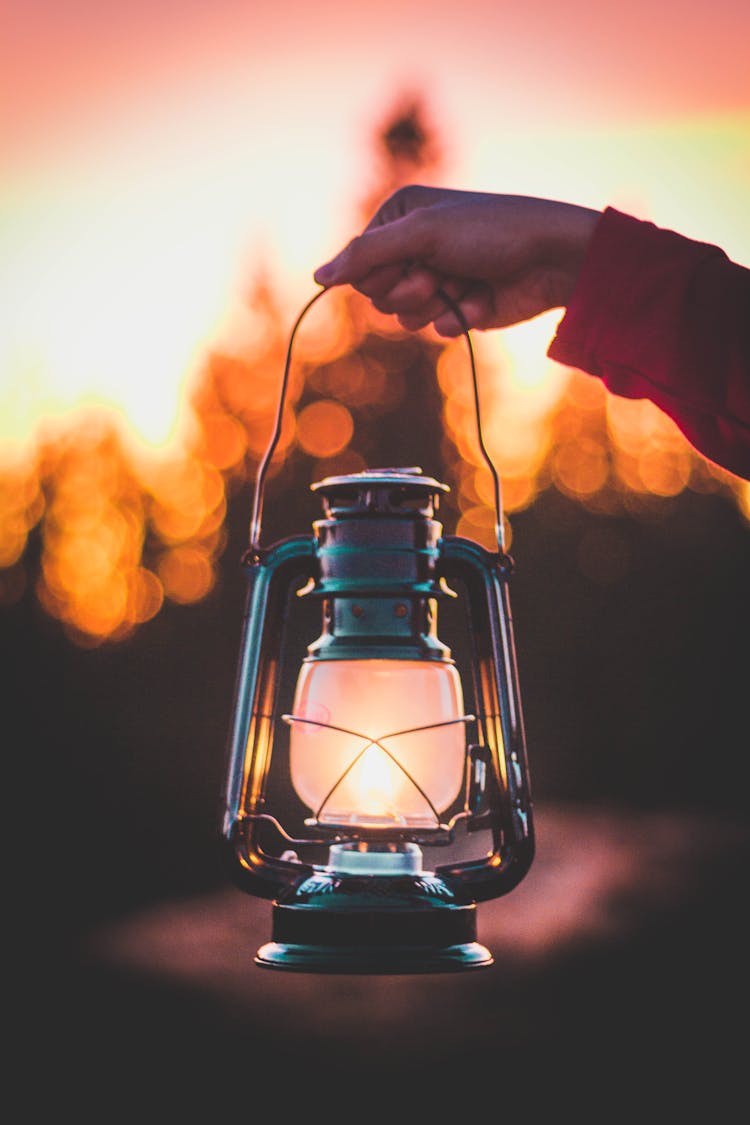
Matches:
[4,0,750,165]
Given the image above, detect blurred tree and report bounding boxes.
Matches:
[358,91,445,220]
[214,92,463,555]
[2,90,746,644]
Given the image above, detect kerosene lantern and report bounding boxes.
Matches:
[220,290,534,973]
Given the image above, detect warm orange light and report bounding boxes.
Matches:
[295,400,354,459]
[553,439,610,499]
[289,659,466,828]
[636,448,692,497]
[195,412,248,472]
[130,567,165,624]
[3,111,749,647]
[157,546,215,604]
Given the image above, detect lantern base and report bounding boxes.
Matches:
[254,869,494,974]
[255,937,491,974]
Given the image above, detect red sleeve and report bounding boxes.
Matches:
[547,207,750,480]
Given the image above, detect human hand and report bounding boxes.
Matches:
[314,185,600,336]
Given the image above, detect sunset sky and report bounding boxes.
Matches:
[2,0,749,451]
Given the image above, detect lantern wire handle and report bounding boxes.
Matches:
[248,285,505,553]
[249,287,327,553]
[435,287,505,553]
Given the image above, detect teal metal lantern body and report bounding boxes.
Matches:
[220,287,533,973]
[220,467,534,973]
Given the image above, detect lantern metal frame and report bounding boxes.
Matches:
[220,288,534,973]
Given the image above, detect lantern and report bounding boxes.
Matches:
[220,290,534,973]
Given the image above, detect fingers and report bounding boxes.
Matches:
[348,264,409,301]
[367,265,440,312]
[389,284,495,338]
[394,280,467,333]
[314,210,434,287]
[325,251,495,336]
[312,186,499,334]
[313,229,398,287]
[357,268,484,336]
[431,289,496,337]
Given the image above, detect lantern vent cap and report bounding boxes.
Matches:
[311,467,449,520]
[311,467,448,493]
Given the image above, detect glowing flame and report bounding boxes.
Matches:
[354,745,400,820]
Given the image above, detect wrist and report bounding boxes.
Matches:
[548,203,601,308]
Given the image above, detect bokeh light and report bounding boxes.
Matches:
[295,400,354,458]
[2,54,748,642]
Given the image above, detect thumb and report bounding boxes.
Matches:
[314,213,431,287]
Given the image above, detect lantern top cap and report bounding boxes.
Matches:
[311,467,449,495]
[311,467,449,521]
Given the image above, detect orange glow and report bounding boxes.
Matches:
[437,336,749,539]
[157,546,215,605]
[292,291,358,366]
[2,12,749,642]
[295,400,354,458]
[552,439,610,499]
[0,455,44,569]
[195,412,247,472]
[130,567,165,624]
[456,505,513,554]
[635,448,693,497]
[4,236,748,644]
[606,395,683,456]
[737,482,750,523]
[0,408,233,641]
[146,457,226,545]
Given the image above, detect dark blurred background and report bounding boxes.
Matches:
[8,431,750,1107]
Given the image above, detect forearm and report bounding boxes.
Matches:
[548,208,750,479]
